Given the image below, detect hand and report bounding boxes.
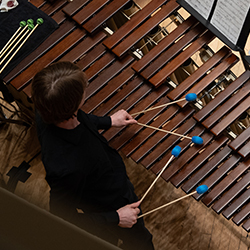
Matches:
[110,109,137,127]
[116,201,140,228]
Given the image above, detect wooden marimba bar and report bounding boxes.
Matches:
[3,0,250,233]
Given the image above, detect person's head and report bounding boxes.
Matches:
[31,61,88,124]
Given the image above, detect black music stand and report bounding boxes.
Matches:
[177,0,250,70]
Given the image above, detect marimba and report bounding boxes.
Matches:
[2,0,250,233]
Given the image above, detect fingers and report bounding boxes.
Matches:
[116,201,141,228]
[124,111,137,124]
[130,200,141,208]
[128,208,140,228]
[120,109,137,125]
[111,109,137,127]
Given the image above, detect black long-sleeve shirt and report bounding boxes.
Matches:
[36,110,137,232]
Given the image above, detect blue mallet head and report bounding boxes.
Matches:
[196,185,208,194]
[171,145,181,157]
[192,136,203,145]
[185,93,197,102]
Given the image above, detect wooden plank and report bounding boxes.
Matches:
[149,31,215,88]
[107,85,170,146]
[201,158,250,207]
[22,84,32,99]
[134,106,195,165]
[171,135,229,187]
[242,219,250,232]
[73,0,110,25]
[81,66,136,114]
[51,10,68,24]
[83,0,131,33]
[122,107,194,158]
[110,97,172,151]
[229,126,250,151]
[233,202,250,225]
[182,146,232,193]
[202,82,250,129]
[102,84,169,142]
[40,0,67,16]
[223,188,250,219]
[193,71,250,122]
[84,52,116,81]
[193,154,241,200]
[140,117,197,169]
[132,16,198,73]
[161,129,212,181]
[167,46,231,101]
[76,43,107,71]
[100,84,155,141]
[102,0,169,49]
[129,104,181,162]
[59,31,107,62]
[10,27,87,91]
[212,171,250,213]
[238,142,250,158]
[150,123,204,175]
[211,95,250,136]
[92,77,145,117]
[30,0,46,8]
[112,0,179,57]
[177,53,239,108]
[62,0,90,17]
[140,23,206,80]
[84,54,135,100]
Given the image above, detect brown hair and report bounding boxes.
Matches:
[31,61,88,124]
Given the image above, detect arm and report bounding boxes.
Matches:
[83,109,137,130]
[48,173,119,228]
[48,173,140,230]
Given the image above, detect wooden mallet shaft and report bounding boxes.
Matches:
[140,155,174,203]
[138,185,208,218]
[137,122,192,140]
[131,94,197,116]
[0,26,23,58]
[131,98,186,116]
[138,191,197,219]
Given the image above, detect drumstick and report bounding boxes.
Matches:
[140,146,181,203]
[0,19,33,58]
[137,122,203,144]
[138,185,208,218]
[131,93,197,116]
[0,18,43,74]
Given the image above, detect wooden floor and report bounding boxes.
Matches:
[0,107,250,250]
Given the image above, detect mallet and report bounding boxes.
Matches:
[138,185,208,218]
[137,122,203,145]
[0,18,43,74]
[140,146,181,203]
[131,93,197,116]
[0,23,34,66]
[0,19,33,59]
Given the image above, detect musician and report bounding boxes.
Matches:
[31,61,154,250]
